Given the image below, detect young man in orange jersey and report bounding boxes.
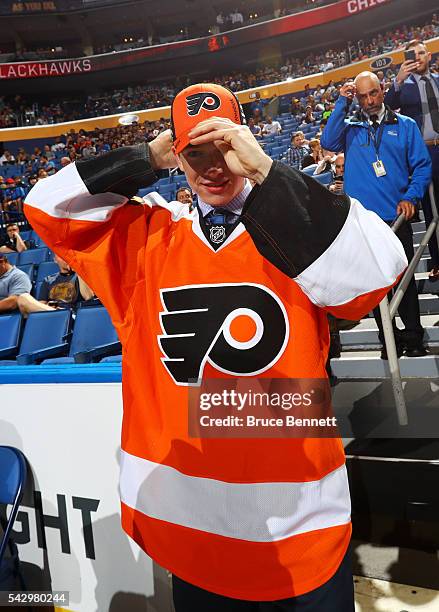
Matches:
[25,84,407,611]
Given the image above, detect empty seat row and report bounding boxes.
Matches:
[5,247,53,267]
[0,306,121,366]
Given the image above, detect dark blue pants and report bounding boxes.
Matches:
[172,547,354,611]
[422,145,439,269]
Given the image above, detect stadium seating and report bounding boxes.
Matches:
[17,248,50,266]
[14,310,72,366]
[313,172,332,186]
[42,306,120,364]
[16,264,34,281]
[0,314,22,359]
[5,253,19,266]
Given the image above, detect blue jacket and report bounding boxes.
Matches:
[320,95,432,221]
[385,73,439,132]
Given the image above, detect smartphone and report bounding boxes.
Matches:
[404,50,416,63]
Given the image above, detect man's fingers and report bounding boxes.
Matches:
[189,127,238,145]
[188,117,236,137]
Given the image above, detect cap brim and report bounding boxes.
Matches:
[173,130,192,155]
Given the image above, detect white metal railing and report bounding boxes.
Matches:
[380,183,438,425]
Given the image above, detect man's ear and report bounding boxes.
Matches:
[173,146,185,172]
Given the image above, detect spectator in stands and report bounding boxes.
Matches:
[300,106,316,126]
[314,149,334,175]
[60,157,71,168]
[328,154,344,194]
[176,187,194,209]
[0,150,15,166]
[17,254,94,315]
[261,115,282,136]
[301,138,323,168]
[322,102,333,120]
[0,254,32,312]
[230,8,244,27]
[0,224,28,254]
[0,178,26,214]
[247,117,262,138]
[321,71,431,358]
[282,131,309,170]
[385,39,439,281]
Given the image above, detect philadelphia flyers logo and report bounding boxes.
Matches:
[186,92,221,116]
[158,283,289,385]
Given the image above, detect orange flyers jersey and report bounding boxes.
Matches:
[24,151,407,600]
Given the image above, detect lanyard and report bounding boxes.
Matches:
[368,121,385,160]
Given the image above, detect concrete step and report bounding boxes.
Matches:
[417,257,432,273]
[411,220,426,232]
[364,294,439,316]
[340,325,439,349]
[331,352,439,378]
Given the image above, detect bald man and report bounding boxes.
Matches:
[321,70,431,358]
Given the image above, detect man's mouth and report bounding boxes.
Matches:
[201,179,230,194]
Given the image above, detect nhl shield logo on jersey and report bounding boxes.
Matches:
[186,92,221,116]
[209,225,226,244]
[158,283,289,385]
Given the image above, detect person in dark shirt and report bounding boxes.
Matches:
[17,255,94,315]
[0,224,28,253]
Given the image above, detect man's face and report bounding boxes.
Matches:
[177,189,193,205]
[334,157,344,176]
[6,225,19,238]
[410,44,431,75]
[355,77,384,115]
[0,259,9,277]
[292,135,304,147]
[177,143,245,207]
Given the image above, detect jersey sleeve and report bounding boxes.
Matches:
[24,143,158,326]
[242,161,407,320]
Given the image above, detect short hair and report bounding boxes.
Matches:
[309,138,320,148]
[0,254,8,262]
[6,223,19,230]
[406,39,426,51]
[176,186,192,197]
[291,131,302,140]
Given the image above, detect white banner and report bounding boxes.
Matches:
[0,382,174,612]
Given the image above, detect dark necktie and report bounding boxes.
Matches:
[204,208,239,226]
[421,76,439,133]
[369,114,380,131]
[203,207,239,248]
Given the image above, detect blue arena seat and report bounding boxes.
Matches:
[15,310,72,365]
[0,446,27,584]
[313,171,333,186]
[301,165,318,176]
[17,248,49,266]
[0,314,23,359]
[16,264,35,281]
[100,355,122,363]
[36,261,59,283]
[4,253,19,266]
[43,306,120,364]
[19,230,32,241]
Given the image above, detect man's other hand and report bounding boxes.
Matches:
[339,82,356,101]
[397,200,416,220]
[188,117,273,185]
[149,129,179,170]
[396,60,420,85]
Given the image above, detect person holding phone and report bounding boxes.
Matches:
[328,154,344,194]
[385,39,439,281]
[321,70,431,358]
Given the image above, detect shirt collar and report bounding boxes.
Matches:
[365,104,386,124]
[412,71,431,83]
[198,179,252,218]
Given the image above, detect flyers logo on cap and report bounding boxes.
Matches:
[186,92,221,117]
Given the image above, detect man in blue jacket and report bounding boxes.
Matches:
[321,71,431,358]
[385,39,439,281]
